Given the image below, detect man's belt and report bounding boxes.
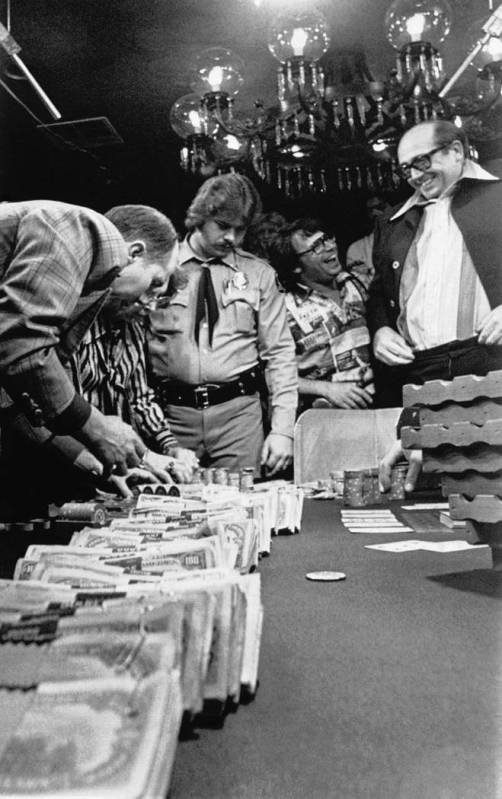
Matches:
[156,368,261,410]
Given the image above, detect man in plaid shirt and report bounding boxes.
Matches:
[0,200,178,509]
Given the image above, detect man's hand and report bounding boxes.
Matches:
[477,305,502,346]
[72,448,104,477]
[320,382,373,409]
[166,447,199,483]
[261,432,293,476]
[77,407,145,476]
[141,450,176,483]
[107,467,158,499]
[379,438,422,493]
[373,326,415,366]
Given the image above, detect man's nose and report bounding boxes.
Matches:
[410,165,426,181]
[150,277,168,296]
[223,229,237,244]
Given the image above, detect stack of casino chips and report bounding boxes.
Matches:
[343,468,383,507]
[401,370,502,565]
[192,466,255,491]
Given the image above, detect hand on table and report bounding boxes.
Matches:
[165,446,199,483]
[72,448,103,477]
[107,467,158,499]
[373,326,415,366]
[261,433,293,476]
[379,438,423,494]
[77,407,145,476]
[140,450,175,484]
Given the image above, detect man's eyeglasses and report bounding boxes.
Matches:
[296,234,337,258]
[398,143,451,180]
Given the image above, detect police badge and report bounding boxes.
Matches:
[232,271,248,290]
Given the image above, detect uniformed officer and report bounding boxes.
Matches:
[149,174,298,476]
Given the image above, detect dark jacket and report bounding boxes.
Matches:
[367,176,502,336]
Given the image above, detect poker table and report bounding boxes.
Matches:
[171,498,502,799]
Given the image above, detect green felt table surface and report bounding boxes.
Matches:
[171,499,502,799]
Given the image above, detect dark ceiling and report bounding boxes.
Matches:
[0,0,492,233]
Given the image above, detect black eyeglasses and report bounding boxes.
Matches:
[296,234,337,258]
[398,143,452,180]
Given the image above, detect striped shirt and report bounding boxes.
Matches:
[75,312,177,453]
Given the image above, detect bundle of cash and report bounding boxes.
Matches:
[0,671,182,797]
[0,478,304,793]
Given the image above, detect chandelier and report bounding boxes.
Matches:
[170,1,502,195]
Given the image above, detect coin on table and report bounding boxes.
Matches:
[305,571,346,582]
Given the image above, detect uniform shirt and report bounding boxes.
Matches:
[284,277,373,388]
[75,313,177,453]
[391,160,497,349]
[0,200,127,432]
[148,237,298,439]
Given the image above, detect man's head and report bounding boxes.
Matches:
[365,194,390,226]
[289,219,341,288]
[397,120,468,200]
[106,205,179,302]
[186,173,262,259]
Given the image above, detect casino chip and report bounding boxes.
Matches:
[305,571,346,582]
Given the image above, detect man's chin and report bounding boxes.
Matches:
[419,179,441,199]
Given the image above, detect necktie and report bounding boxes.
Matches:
[194,264,219,346]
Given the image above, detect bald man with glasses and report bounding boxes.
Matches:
[367,119,502,490]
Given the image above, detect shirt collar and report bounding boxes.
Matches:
[179,235,239,270]
[390,159,499,221]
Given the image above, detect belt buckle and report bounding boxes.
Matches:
[194,385,210,409]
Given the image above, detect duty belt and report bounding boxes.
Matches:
[156,367,261,410]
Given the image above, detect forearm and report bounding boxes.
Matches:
[0,349,92,432]
[298,377,329,398]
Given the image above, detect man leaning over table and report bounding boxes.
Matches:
[0,200,178,513]
[148,173,298,477]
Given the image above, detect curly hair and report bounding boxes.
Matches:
[247,214,326,292]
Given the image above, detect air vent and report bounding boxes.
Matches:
[37,116,124,149]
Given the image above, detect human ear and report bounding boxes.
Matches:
[127,240,146,259]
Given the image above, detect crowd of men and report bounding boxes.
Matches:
[0,119,501,515]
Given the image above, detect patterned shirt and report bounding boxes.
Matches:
[75,313,177,453]
[285,276,373,387]
[149,237,298,438]
[0,200,127,432]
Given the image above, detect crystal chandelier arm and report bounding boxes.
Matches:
[439,3,502,98]
[0,22,61,119]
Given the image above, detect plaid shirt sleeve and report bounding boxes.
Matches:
[0,203,125,432]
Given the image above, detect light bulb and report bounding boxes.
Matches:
[190,47,244,97]
[291,28,308,57]
[170,93,218,139]
[207,66,224,92]
[188,110,204,133]
[385,0,452,51]
[406,13,426,41]
[223,134,242,151]
[268,10,330,63]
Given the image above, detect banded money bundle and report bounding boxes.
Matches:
[0,480,308,794]
[401,370,502,568]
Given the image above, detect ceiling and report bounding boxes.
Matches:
[0,0,492,228]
